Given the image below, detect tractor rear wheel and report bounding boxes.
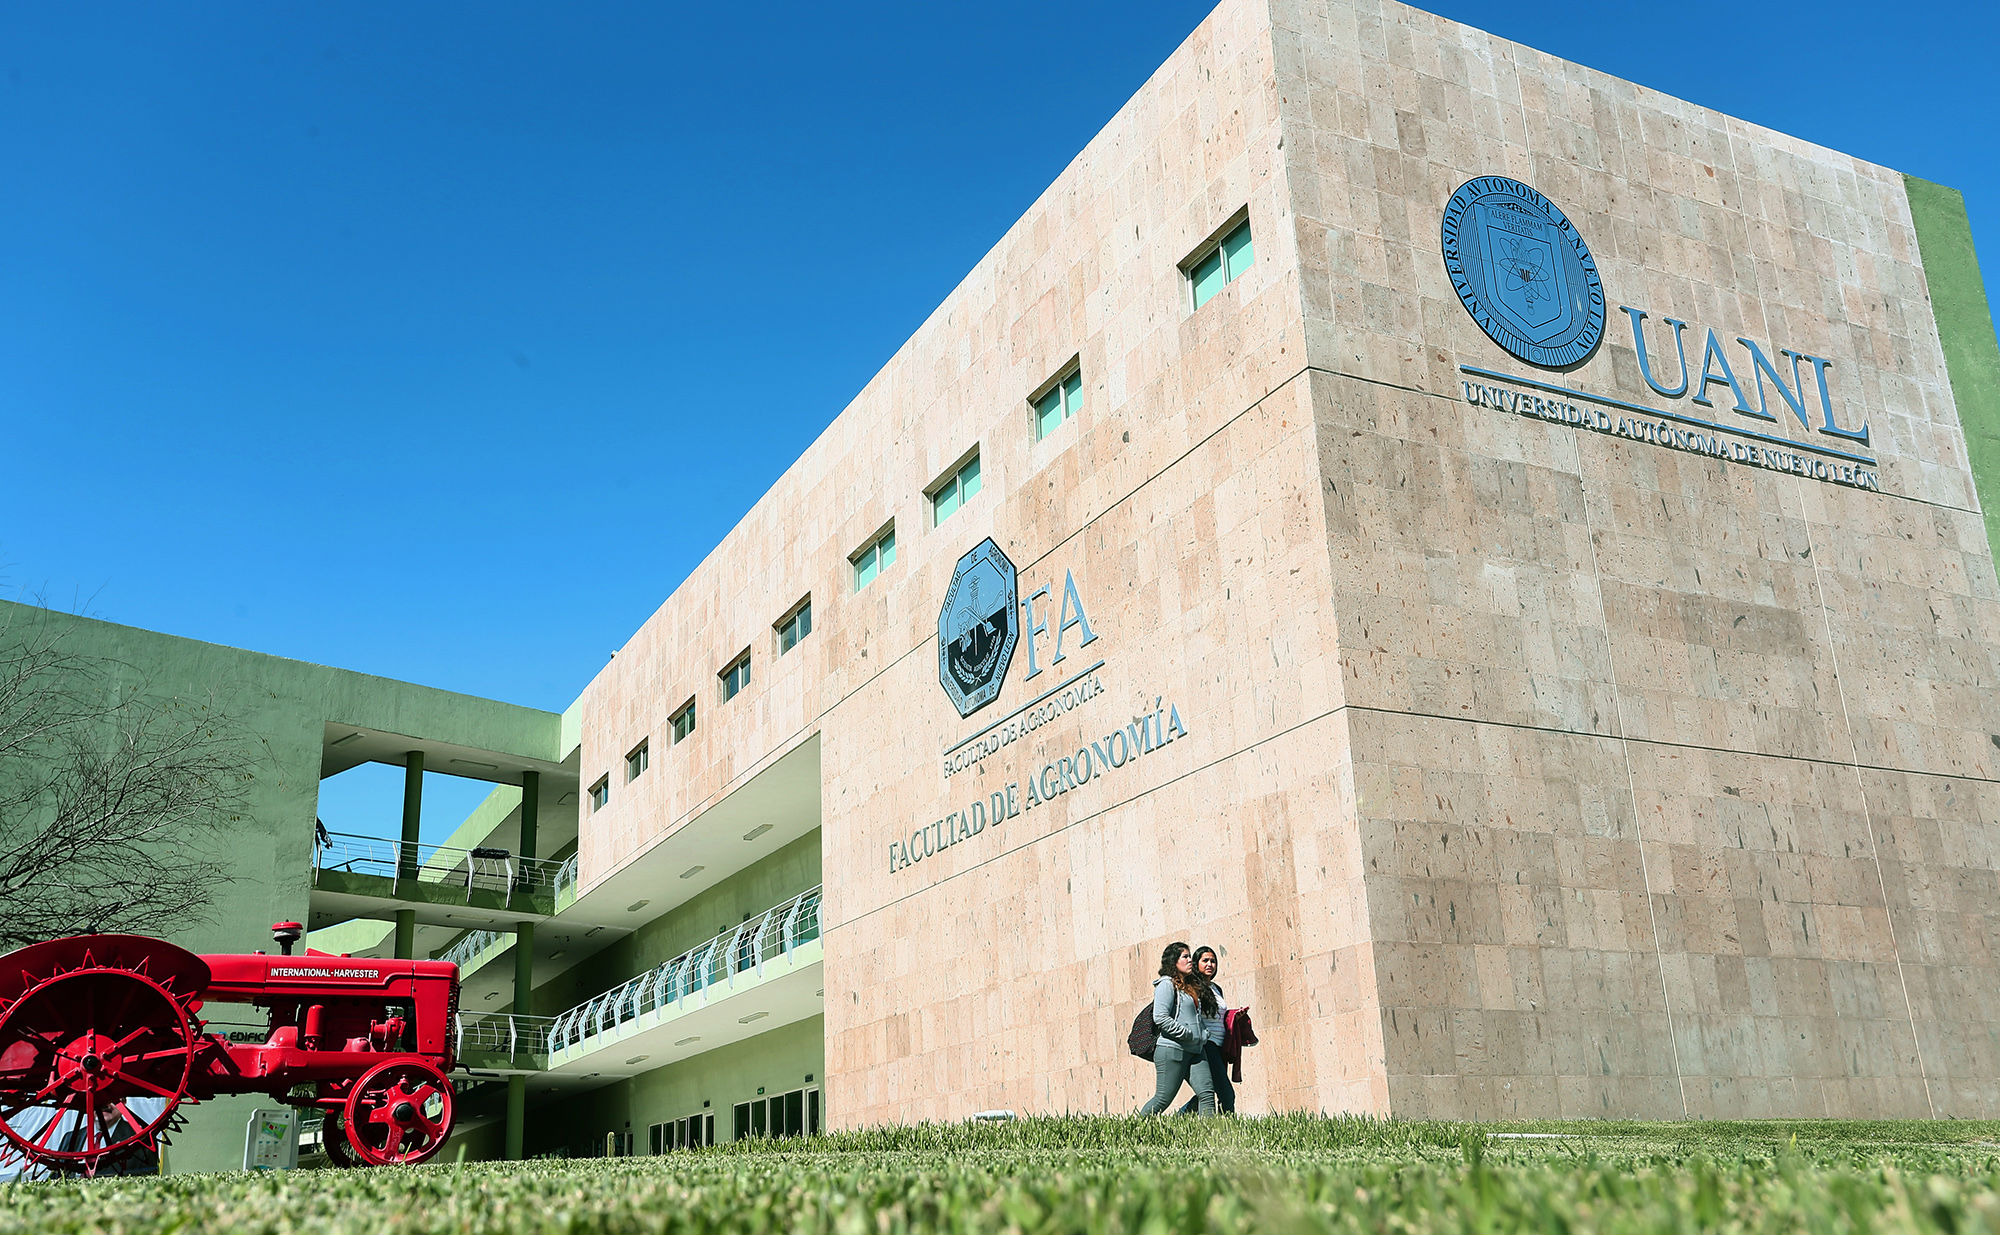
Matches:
[342,1060,453,1166]
[321,1111,360,1167]
[0,961,196,1176]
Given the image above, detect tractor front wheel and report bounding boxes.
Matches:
[341,1060,452,1166]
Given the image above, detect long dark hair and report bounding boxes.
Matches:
[1156,941,1211,1014]
[1184,943,1216,1011]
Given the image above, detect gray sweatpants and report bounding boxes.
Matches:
[1138,1045,1216,1116]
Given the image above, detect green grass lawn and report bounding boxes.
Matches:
[7,1115,2000,1234]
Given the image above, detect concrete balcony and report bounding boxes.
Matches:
[438,927,514,976]
[452,1011,558,1075]
[309,830,577,929]
[542,886,823,1082]
[436,886,824,1090]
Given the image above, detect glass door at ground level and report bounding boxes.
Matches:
[733,1087,819,1140]
[649,1113,715,1153]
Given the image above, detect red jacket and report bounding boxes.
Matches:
[1221,1007,1258,1082]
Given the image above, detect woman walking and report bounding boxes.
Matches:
[1137,941,1217,1116]
[1176,946,1235,1114]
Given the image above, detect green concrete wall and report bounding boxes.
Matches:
[440,1111,509,1163]
[0,601,561,1172]
[1907,177,2000,574]
[524,1016,825,1156]
[307,916,395,956]
[524,831,821,1018]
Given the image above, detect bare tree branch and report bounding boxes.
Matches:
[0,605,253,951]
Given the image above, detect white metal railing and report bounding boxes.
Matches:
[439,928,509,970]
[556,854,580,903]
[311,830,569,902]
[547,885,821,1054]
[454,1011,558,1059]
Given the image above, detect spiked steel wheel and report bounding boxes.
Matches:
[342,1059,453,1166]
[0,955,198,1177]
[321,1110,361,1168]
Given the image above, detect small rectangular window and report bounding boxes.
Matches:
[928,451,981,527]
[777,597,812,654]
[1186,215,1254,311]
[588,776,610,812]
[671,699,697,743]
[625,740,649,782]
[720,650,751,702]
[1033,367,1082,441]
[852,524,896,591]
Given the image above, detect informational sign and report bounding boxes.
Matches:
[244,1108,298,1172]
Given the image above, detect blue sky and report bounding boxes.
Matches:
[5,1,1996,840]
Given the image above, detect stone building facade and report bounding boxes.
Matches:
[12,0,1998,1169]
[558,0,2000,1124]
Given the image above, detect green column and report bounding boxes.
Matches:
[513,772,539,1011]
[505,1074,527,1160]
[504,922,536,1160]
[519,769,540,861]
[512,920,537,1014]
[505,769,541,1161]
[394,751,423,960]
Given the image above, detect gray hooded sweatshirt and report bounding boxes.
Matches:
[1151,976,1205,1061]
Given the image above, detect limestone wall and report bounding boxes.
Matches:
[1274,0,2000,1117]
[570,0,2000,1125]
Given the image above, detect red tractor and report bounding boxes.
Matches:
[0,923,459,1175]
